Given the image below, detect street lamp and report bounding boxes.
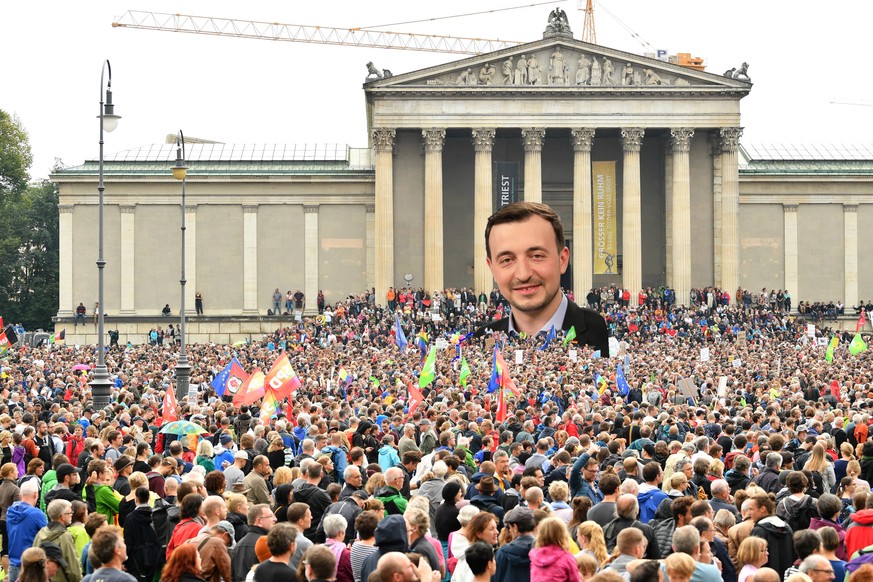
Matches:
[91,60,121,410]
[171,131,191,403]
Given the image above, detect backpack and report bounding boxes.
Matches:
[778,495,819,532]
[847,546,873,577]
[151,497,180,550]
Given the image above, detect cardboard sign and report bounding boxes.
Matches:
[718,376,728,397]
[737,331,746,343]
[677,378,698,401]
[568,349,578,362]
[608,337,620,358]
[515,350,523,365]
[700,348,710,362]
[807,324,815,338]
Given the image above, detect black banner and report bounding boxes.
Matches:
[492,161,519,211]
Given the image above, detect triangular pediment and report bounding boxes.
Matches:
[365,37,750,94]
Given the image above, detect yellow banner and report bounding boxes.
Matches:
[593,161,617,274]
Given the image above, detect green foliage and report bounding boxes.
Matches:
[0,110,32,198]
[0,110,59,330]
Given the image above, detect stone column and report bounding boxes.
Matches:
[845,204,859,308]
[422,128,446,293]
[670,128,695,306]
[304,205,320,314]
[119,205,136,315]
[571,128,596,297]
[711,139,723,287]
[521,128,546,202]
[365,204,375,291]
[185,205,197,315]
[664,144,674,286]
[783,204,799,298]
[373,129,396,306]
[57,205,74,317]
[472,128,496,295]
[242,205,258,314]
[621,128,644,303]
[720,128,743,298]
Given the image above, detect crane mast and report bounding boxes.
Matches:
[581,0,596,44]
[112,10,524,55]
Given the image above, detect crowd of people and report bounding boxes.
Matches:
[2,200,872,582]
[0,284,869,582]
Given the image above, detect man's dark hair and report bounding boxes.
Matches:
[266,523,298,556]
[599,473,621,496]
[179,493,204,519]
[287,502,310,524]
[485,202,564,259]
[631,560,662,582]
[670,497,694,521]
[465,541,494,576]
[302,546,336,580]
[402,451,422,465]
[793,529,822,560]
[307,462,323,479]
[355,511,380,540]
[642,461,661,483]
[135,486,150,505]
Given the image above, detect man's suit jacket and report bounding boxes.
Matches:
[473,299,610,356]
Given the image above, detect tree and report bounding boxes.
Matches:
[0,110,32,198]
[0,110,59,330]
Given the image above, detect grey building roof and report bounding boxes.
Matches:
[740,142,873,175]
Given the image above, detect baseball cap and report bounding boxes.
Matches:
[41,543,68,568]
[504,507,535,530]
[56,464,78,482]
[234,451,249,460]
[220,433,233,445]
[351,490,370,501]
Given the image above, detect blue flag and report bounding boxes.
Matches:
[211,362,232,396]
[395,314,408,351]
[616,362,630,396]
[487,346,502,394]
[539,324,556,351]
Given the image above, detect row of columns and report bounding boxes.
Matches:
[371,126,742,308]
[58,203,377,316]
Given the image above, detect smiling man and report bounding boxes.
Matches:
[474,201,609,355]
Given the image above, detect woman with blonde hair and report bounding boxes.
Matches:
[18,547,49,582]
[195,440,214,473]
[847,460,870,490]
[576,521,608,569]
[266,435,286,472]
[736,535,769,582]
[836,442,856,484]
[530,517,581,581]
[804,443,836,495]
[272,466,293,488]
[365,472,385,496]
[549,481,573,523]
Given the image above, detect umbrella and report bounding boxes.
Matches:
[71,364,90,371]
[159,420,208,435]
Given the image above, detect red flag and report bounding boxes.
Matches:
[264,354,301,400]
[225,360,249,396]
[0,316,4,329]
[407,383,424,418]
[162,389,179,423]
[496,385,507,422]
[857,309,868,334]
[233,369,265,406]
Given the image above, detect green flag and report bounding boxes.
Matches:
[459,357,471,387]
[850,333,868,356]
[369,375,380,388]
[419,346,437,388]
[562,326,577,347]
[826,336,839,363]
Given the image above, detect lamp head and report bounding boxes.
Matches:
[172,137,187,181]
[100,87,121,133]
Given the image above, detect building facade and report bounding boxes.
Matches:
[52,23,871,343]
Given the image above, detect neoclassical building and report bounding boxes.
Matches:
[52,19,871,343]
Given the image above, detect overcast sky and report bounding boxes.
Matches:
[4,1,873,181]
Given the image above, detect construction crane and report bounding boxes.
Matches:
[112,10,524,55]
[580,0,596,44]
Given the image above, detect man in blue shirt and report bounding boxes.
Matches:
[7,480,48,582]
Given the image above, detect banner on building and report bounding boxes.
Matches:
[493,162,519,211]
[592,161,617,275]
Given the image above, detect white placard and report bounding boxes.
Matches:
[435,338,449,350]
[608,337,620,358]
[816,337,828,347]
[807,324,815,338]
[568,349,578,362]
[515,350,523,365]
[718,376,728,396]
[187,384,198,405]
[732,358,743,368]
[431,313,442,322]
[700,348,710,362]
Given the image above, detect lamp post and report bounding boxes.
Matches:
[171,131,191,403]
[91,60,121,410]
